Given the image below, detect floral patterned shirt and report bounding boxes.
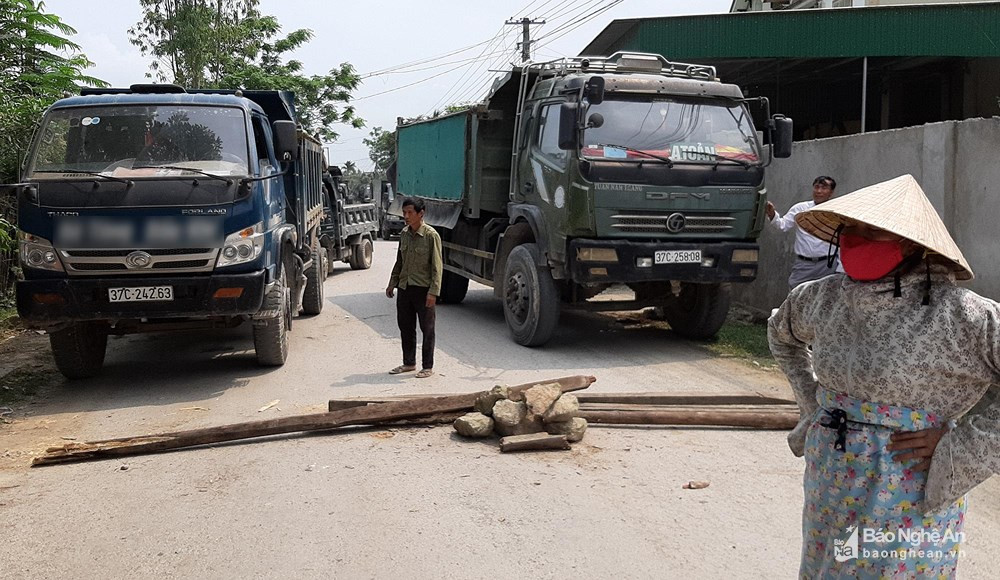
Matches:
[768,265,1000,512]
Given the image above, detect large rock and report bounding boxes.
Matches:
[492,399,527,428]
[453,412,494,438]
[493,400,546,436]
[543,394,579,423]
[474,385,510,416]
[545,417,588,442]
[523,382,562,416]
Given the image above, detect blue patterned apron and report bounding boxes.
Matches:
[801,388,966,579]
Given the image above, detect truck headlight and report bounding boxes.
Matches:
[18,231,64,272]
[216,222,264,268]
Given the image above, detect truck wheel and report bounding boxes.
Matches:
[349,237,374,270]
[254,266,291,366]
[301,247,325,315]
[49,322,108,379]
[661,282,731,340]
[502,243,560,346]
[438,270,469,304]
[380,223,389,240]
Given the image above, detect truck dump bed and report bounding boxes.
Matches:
[396,101,517,219]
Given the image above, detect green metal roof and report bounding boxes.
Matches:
[582,3,1000,59]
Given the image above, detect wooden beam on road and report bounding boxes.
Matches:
[499,433,570,453]
[577,408,798,430]
[328,392,796,412]
[31,375,596,467]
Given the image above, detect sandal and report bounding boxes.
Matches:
[389,365,416,375]
[415,369,434,378]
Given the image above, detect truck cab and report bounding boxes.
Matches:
[11,85,326,377]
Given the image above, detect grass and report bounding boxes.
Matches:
[0,305,19,341]
[706,320,776,368]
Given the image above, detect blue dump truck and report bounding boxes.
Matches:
[7,84,336,378]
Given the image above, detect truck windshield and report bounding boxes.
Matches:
[582,97,760,165]
[27,105,251,179]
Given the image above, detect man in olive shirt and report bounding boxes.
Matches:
[385,198,443,378]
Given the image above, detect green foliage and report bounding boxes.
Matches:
[0,0,107,183]
[363,127,396,177]
[129,0,363,140]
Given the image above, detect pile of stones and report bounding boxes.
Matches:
[452,382,588,446]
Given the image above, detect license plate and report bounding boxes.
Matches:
[655,250,702,265]
[108,286,174,302]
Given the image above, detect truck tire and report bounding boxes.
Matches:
[438,270,469,304]
[49,322,108,379]
[661,282,731,340]
[502,243,560,347]
[253,266,291,366]
[301,247,325,315]
[349,237,374,270]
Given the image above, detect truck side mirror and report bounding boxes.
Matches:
[585,77,605,105]
[272,120,297,160]
[587,113,604,129]
[772,115,793,159]
[558,102,579,150]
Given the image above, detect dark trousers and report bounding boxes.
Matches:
[396,285,435,369]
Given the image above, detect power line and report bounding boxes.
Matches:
[359,38,496,78]
[534,0,611,43]
[426,26,513,114]
[353,59,481,101]
[534,0,624,50]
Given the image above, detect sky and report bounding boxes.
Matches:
[43,0,732,170]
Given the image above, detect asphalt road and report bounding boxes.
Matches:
[1,240,998,579]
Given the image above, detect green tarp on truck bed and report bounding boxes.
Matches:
[396,112,468,202]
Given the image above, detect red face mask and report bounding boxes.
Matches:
[839,234,904,281]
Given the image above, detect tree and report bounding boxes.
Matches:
[129,0,362,140]
[0,0,107,183]
[363,127,395,177]
[0,0,107,298]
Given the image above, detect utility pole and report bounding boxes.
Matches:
[505,17,545,63]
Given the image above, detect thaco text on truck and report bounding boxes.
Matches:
[392,52,793,346]
[6,84,341,378]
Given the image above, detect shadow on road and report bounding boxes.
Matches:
[330,284,720,377]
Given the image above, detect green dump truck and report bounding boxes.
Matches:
[394,52,792,346]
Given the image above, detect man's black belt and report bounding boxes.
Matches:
[797,254,827,262]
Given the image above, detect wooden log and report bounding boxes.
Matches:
[577,409,798,430]
[328,392,796,412]
[499,433,570,453]
[32,375,595,467]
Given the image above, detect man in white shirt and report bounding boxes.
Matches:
[766,176,841,288]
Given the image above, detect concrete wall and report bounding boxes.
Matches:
[732,116,1000,314]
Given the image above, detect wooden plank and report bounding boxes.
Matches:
[32,375,595,467]
[577,409,798,430]
[499,433,570,452]
[328,392,796,412]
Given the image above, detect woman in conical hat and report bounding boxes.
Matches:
[768,175,998,579]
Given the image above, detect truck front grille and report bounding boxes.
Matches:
[610,212,735,234]
[59,248,219,276]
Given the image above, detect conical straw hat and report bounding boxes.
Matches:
[795,174,973,280]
